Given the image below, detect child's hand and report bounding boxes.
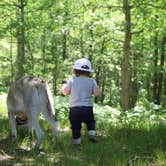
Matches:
[61,80,67,96]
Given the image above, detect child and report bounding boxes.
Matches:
[61,58,100,145]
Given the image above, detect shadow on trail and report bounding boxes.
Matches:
[93,124,166,165]
[0,118,48,165]
[1,117,166,165]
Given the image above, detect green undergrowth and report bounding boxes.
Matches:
[0,95,166,165]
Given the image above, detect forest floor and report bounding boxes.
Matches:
[1,94,166,166]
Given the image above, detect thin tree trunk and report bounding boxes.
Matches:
[62,32,67,60]
[89,24,94,62]
[153,35,158,104]
[100,69,106,104]
[99,39,106,104]
[41,30,46,74]
[9,30,14,83]
[157,36,166,104]
[163,77,166,106]
[120,0,131,111]
[16,0,25,79]
[27,41,34,73]
[51,35,59,95]
[94,38,106,103]
[95,65,101,103]
[62,0,69,60]
[88,8,95,61]
[146,78,151,100]
[80,27,84,56]
[129,53,140,108]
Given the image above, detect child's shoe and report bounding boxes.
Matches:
[72,138,81,145]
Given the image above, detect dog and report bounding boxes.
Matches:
[7,76,58,149]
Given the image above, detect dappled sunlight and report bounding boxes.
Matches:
[0,93,7,118]
[0,151,13,162]
[1,116,166,165]
[1,94,166,165]
[59,127,70,132]
[0,0,166,164]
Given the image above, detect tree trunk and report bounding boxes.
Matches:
[129,53,141,108]
[41,32,46,74]
[100,69,106,104]
[51,35,59,95]
[163,77,166,106]
[27,41,34,73]
[80,27,85,57]
[16,0,26,79]
[62,0,69,60]
[120,0,131,111]
[89,23,94,62]
[153,34,159,104]
[129,80,139,108]
[157,36,166,104]
[95,64,101,103]
[88,8,95,61]
[62,32,67,60]
[9,30,14,83]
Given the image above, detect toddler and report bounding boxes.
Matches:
[61,58,100,145]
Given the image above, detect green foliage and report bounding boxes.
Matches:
[0,0,166,107]
[1,94,166,165]
[55,95,166,128]
[0,0,166,164]
[0,93,7,118]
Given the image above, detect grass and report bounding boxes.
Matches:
[1,95,166,165]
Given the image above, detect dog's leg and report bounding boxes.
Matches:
[28,110,44,149]
[42,106,58,144]
[8,111,17,139]
[27,124,33,148]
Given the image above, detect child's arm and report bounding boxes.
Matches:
[61,81,71,96]
[93,87,100,96]
[92,79,100,96]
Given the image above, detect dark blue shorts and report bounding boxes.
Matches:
[69,106,95,139]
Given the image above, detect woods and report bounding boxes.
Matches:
[0,0,166,110]
[1,1,166,165]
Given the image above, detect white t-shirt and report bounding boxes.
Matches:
[66,76,98,107]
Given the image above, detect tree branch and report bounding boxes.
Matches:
[131,29,143,35]
[131,2,166,10]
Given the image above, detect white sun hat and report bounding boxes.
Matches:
[73,58,93,72]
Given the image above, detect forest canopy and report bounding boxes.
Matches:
[0,0,166,111]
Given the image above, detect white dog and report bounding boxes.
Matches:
[7,76,58,149]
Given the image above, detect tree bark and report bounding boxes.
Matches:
[153,34,159,104]
[41,30,46,74]
[95,64,101,103]
[80,26,85,56]
[27,41,34,73]
[62,0,69,60]
[62,32,67,60]
[163,77,166,106]
[100,69,106,104]
[9,30,14,83]
[16,0,26,79]
[120,0,131,111]
[51,35,59,95]
[89,23,94,62]
[157,36,166,104]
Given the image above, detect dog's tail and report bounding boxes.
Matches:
[45,82,56,117]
